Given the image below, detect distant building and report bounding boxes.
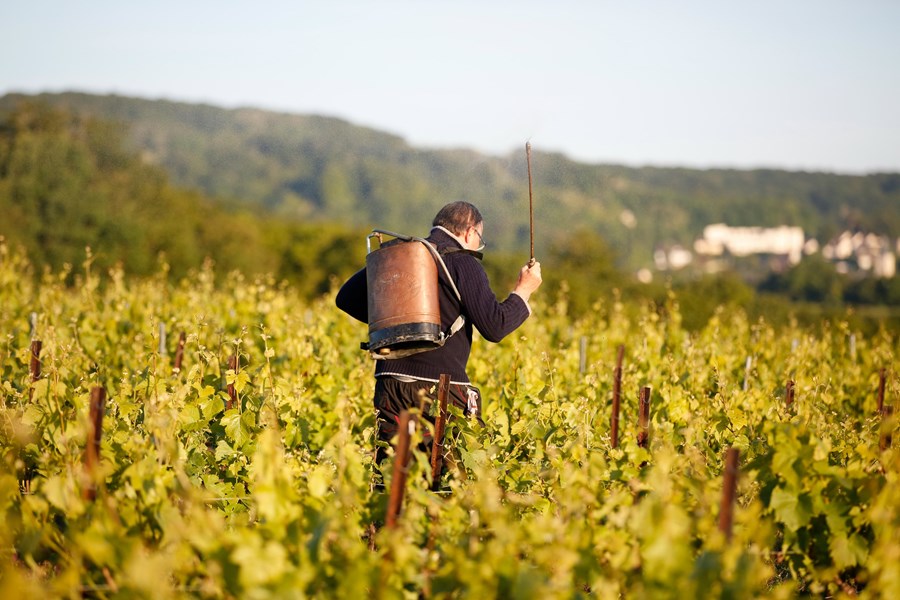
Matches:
[651,224,896,279]
[695,224,805,265]
[822,231,896,278]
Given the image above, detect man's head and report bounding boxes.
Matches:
[433,201,485,251]
[433,201,482,234]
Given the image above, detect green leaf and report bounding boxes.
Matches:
[200,394,224,419]
[233,539,289,588]
[769,486,812,531]
[221,410,250,448]
[307,465,332,499]
[493,410,510,442]
[195,384,216,399]
[830,533,868,570]
[461,448,489,472]
[215,440,235,461]
[234,371,251,394]
[21,403,44,427]
[822,500,848,536]
[772,447,801,490]
[726,405,748,430]
[511,419,530,437]
[178,403,201,427]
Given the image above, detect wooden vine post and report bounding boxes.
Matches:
[877,368,886,413]
[173,332,187,372]
[718,447,740,540]
[226,354,238,410]
[29,339,42,399]
[83,386,106,501]
[611,345,624,449]
[430,374,451,492]
[424,374,452,592]
[785,380,795,409]
[386,411,415,529]
[637,385,651,450]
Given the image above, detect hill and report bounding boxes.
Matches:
[0,100,368,297]
[2,91,899,332]
[3,91,899,274]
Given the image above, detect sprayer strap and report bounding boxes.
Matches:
[422,241,463,303]
[428,244,468,343]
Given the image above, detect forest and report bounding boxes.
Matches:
[1,94,899,333]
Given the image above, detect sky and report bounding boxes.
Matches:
[2,1,899,174]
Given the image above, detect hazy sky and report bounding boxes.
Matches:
[2,1,898,174]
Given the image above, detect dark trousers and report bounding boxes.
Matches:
[373,376,482,466]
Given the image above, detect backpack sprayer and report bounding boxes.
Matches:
[363,229,464,360]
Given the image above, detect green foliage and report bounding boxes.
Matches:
[0,101,368,296]
[1,243,898,598]
[758,255,900,325]
[763,254,844,305]
[3,92,898,275]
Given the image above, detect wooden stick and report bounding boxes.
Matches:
[637,385,651,449]
[526,141,535,266]
[611,345,624,449]
[386,411,415,529]
[877,368,886,413]
[84,386,106,501]
[425,376,451,580]
[718,447,740,540]
[785,380,795,409]
[430,374,450,492]
[29,340,42,382]
[173,332,187,372]
[226,354,237,410]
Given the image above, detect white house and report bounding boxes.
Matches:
[695,224,805,265]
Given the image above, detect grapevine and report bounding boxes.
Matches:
[1,241,897,598]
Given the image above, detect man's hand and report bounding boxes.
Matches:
[514,260,542,302]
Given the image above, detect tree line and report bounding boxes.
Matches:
[0,102,366,298]
[1,101,898,334]
[3,91,899,275]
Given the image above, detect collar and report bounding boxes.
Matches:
[431,226,465,248]
[430,227,483,260]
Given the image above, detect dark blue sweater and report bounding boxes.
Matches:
[335,228,530,384]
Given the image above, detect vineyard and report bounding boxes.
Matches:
[1,240,898,599]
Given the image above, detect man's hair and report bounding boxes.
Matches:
[432,201,483,236]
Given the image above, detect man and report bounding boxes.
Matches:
[335,201,542,462]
